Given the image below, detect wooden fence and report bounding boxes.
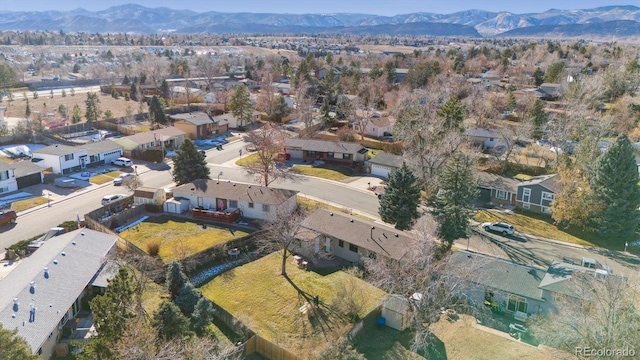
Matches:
[244,334,301,360]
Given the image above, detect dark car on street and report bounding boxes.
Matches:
[0,210,17,226]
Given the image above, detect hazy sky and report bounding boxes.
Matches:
[2,0,633,15]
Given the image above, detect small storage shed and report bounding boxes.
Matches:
[163,197,190,214]
[133,186,166,206]
[381,294,412,331]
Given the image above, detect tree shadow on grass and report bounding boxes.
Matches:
[283,274,341,338]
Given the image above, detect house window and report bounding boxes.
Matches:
[542,192,555,201]
[489,137,494,141]
[262,204,270,212]
[507,294,528,313]
[342,153,351,160]
[0,187,8,193]
[229,200,238,208]
[308,151,317,157]
[0,170,8,181]
[541,206,552,214]
[248,202,254,208]
[64,154,74,161]
[495,190,509,200]
[327,152,334,158]
[349,244,358,253]
[523,203,530,210]
[338,240,344,248]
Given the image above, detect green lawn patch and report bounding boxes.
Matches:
[199,252,386,357]
[475,210,599,247]
[120,216,249,263]
[11,197,49,212]
[514,173,532,181]
[289,164,353,181]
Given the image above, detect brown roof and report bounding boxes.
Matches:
[173,179,298,205]
[134,187,159,199]
[301,209,413,261]
[123,126,185,145]
[285,138,366,154]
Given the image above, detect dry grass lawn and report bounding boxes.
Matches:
[199,252,386,358]
[11,196,49,212]
[289,164,352,181]
[90,170,122,185]
[430,314,574,360]
[120,216,249,264]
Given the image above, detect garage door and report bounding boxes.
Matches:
[17,173,42,189]
[371,164,391,179]
[478,187,491,203]
[287,149,303,159]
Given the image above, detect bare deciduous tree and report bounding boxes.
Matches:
[242,125,291,187]
[258,207,306,276]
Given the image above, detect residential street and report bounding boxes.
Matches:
[1,138,638,279]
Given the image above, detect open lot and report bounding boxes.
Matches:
[119,215,249,263]
[199,252,386,357]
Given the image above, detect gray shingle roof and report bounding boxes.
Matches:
[123,126,185,145]
[173,179,298,205]
[369,153,404,169]
[0,229,117,353]
[301,209,413,261]
[476,172,519,193]
[518,174,561,194]
[171,112,215,126]
[285,138,366,154]
[12,161,44,177]
[32,144,82,156]
[445,251,545,300]
[463,127,499,139]
[82,140,123,156]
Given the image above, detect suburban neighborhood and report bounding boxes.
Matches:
[1,2,640,360]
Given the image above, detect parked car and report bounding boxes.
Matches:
[481,222,515,236]
[101,194,127,206]
[113,173,135,186]
[581,257,613,274]
[112,157,133,167]
[0,210,17,226]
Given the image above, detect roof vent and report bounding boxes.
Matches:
[81,232,85,236]
[44,267,49,279]
[248,185,251,188]
[13,298,19,312]
[371,226,375,230]
[233,183,236,186]
[329,213,333,216]
[61,252,66,256]
[394,234,399,237]
[53,260,58,265]
[72,241,76,245]
[29,281,35,294]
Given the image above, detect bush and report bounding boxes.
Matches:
[147,241,161,256]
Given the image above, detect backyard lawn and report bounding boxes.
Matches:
[475,210,598,247]
[199,252,386,357]
[119,216,249,263]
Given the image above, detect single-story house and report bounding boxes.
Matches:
[111,126,185,153]
[476,172,519,207]
[298,209,413,265]
[172,179,299,221]
[82,140,124,167]
[31,144,89,175]
[515,174,561,215]
[0,162,17,194]
[0,228,118,359]
[171,112,228,140]
[353,116,395,138]
[537,83,564,101]
[133,186,166,206]
[12,161,44,189]
[463,128,499,150]
[368,152,404,179]
[284,138,368,166]
[444,251,553,321]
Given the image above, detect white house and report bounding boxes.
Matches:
[133,187,166,206]
[0,229,118,359]
[172,179,299,221]
[0,163,17,194]
[110,126,185,152]
[462,128,500,150]
[81,140,124,166]
[31,144,88,175]
[353,116,395,138]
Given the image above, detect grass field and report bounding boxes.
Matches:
[475,210,598,247]
[90,170,122,185]
[11,196,49,212]
[119,216,249,263]
[199,252,386,357]
[289,164,354,181]
[235,153,261,167]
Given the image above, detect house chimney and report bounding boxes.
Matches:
[44,267,49,279]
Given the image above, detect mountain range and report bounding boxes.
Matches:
[0,4,639,38]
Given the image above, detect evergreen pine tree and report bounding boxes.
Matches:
[148,95,166,126]
[84,92,100,122]
[71,104,82,123]
[172,139,211,185]
[504,90,516,112]
[166,261,188,300]
[432,152,478,250]
[191,297,215,335]
[153,301,191,341]
[590,134,640,241]
[379,163,421,230]
[529,98,547,140]
[160,79,170,99]
[532,67,545,87]
[175,282,201,316]
[122,74,130,85]
[0,324,39,360]
[228,84,253,128]
[436,95,465,132]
